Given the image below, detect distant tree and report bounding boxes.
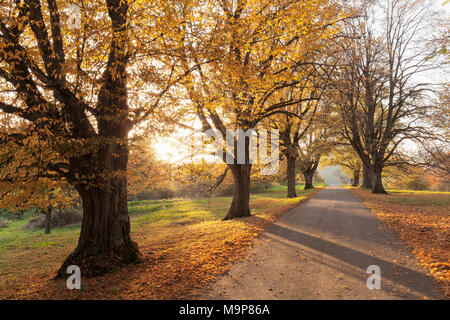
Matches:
[406,173,430,191]
[329,0,444,194]
[296,121,332,189]
[322,145,362,187]
[386,167,430,191]
[419,144,450,180]
[0,127,78,234]
[269,48,336,198]
[270,87,321,198]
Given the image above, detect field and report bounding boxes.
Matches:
[351,188,450,297]
[0,184,320,299]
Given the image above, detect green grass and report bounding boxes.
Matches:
[351,187,450,208]
[0,183,319,285]
[384,197,449,207]
[0,184,320,235]
[385,189,450,207]
[128,184,318,226]
[387,189,450,195]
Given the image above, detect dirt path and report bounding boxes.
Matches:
[201,187,445,300]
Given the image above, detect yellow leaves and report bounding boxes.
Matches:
[352,188,450,297]
[0,185,320,299]
[176,0,344,126]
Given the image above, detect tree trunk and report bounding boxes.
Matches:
[303,160,318,190]
[303,171,314,189]
[362,164,372,189]
[223,164,251,220]
[17,210,25,219]
[56,176,140,278]
[286,155,297,198]
[371,167,387,194]
[352,169,360,187]
[44,206,52,235]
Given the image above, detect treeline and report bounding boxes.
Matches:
[0,0,447,276]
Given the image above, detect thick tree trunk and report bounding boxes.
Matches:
[44,206,52,235]
[56,176,140,278]
[286,155,297,198]
[362,164,372,189]
[352,169,360,187]
[371,167,387,194]
[224,164,251,220]
[303,171,314,189]
[56,130,140,277]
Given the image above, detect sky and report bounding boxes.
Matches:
[318,166,348,186]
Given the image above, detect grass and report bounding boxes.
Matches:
[379,189,450,207]
[0,184,320,299]
[350,187,450,298]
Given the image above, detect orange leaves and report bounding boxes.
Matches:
[179,0,345,131]
[352,188,450,297]
[0,189,319,299]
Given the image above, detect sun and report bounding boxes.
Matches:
[152,137,192,164]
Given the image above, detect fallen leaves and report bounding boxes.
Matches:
[352,188,450,298]
[0,190,319,299]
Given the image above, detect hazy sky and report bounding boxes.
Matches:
[318,166,347,186]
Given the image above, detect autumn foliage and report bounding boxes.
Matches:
[352,188,450,298]
[0,0,448,300]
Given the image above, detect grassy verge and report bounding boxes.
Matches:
[350,187,450,297]
[0,184,321,299]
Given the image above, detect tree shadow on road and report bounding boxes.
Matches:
[264,223,444,299]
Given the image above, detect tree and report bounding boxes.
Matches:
[178,0,343,218]
[330,0,443,194]
[0,116,79,233]
[269,51,335,198]
[0,179,78,234]
[296,119,331,189]
[418,143,450,180]
[278,108,314,197]
[322,145,362,187]
[269,86,319,198]
[0,0,188,276]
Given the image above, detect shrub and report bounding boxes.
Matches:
[23,208,83,230]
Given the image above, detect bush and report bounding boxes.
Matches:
[23,208,83,230]
[129,188,175,201]
[0,218,8,228]
[175,183,208,199]
[0,208,37,221]
[213,183,234,197]
[406,175,430,191]
[250,180,273,194]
